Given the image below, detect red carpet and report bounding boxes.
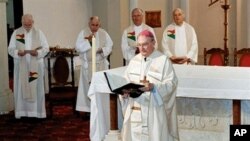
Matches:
[0,106,90,141]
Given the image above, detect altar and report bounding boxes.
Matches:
[88,64,250,141]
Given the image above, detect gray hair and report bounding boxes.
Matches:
[22,14,34,23]
[89,16,100,22]
[132,8,144,15]
[172,8,185,17]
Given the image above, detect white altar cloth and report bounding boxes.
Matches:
[88,64,250,141]
[88,67,126,141]
[174,65,250,100]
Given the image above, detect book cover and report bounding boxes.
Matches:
[104,72,144,98]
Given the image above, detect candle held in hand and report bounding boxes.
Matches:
[92,35,96,73]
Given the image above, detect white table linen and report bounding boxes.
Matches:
[88,64,250,141]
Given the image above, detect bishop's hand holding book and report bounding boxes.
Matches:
[104,72,154,98]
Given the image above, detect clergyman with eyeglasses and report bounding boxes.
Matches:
[120,30,179,141]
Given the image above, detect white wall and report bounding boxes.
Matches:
[92,0,126,68]
[21,0,243,66]
[190,1,225,54]
[23,0,92,48]
[237,0,247,49]
[189,0,236,65]
[138,0,238,65]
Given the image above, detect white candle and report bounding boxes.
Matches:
[92,35,96,73]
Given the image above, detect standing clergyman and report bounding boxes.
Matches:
[8,14,49,119]
[120,30,179,141]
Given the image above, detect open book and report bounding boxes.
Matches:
[104,72,144,98]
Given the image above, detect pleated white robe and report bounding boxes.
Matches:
[8,27,49,118]
[120,50,179,141]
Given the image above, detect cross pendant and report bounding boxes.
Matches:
[140,76,149,87]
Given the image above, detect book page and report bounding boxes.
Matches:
[104,72,144,97]
[104,72,129,91]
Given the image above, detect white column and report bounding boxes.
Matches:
[180,0,189,22]
[129,0,138,11]
[166,0,182,25]
[0,0,14,114]
[129,0,138,25]
[167,0,189,22]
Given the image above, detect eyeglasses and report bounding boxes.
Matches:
[91,24,99,27]
[137,42,151,48]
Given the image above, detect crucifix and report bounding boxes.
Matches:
[140,76,150,88]
[209,0,230,66]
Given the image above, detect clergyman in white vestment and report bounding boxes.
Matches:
[162,8,202,138]
[8,14,49,119]
[121,8,158,65]
[162,8,198,65]
[120,30,179,141]
[75,16,113,113]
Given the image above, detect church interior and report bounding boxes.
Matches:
[1,0,250,141]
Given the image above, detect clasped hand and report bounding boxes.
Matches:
[18,50,38,56]
[170,56,190,64]
[84,33,95,41]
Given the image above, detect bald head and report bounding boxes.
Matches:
[132,8,143,15]
[172,8,184,15]
[89,16,100,22]
[89,16,101,33]
[22,14,34,32]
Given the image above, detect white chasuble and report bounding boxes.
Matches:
[75,27,113,112]
[121,50,179,141]
[8,27,49,118]
[175,25,187,57]
[162,22,198,64]
[130,57,151,141]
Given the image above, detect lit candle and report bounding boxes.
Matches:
[92,35,96,73]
